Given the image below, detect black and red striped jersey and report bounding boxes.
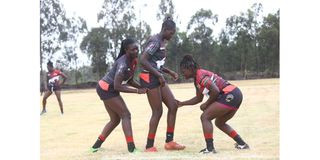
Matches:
[194,69,230,96]
[47,69,63,86]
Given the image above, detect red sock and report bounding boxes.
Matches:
[148,133,156,139]
[229,130,238,138]
[99,135,106,142]
[167,127,174,133]
[126,136,134,143]
[204,133,213,139]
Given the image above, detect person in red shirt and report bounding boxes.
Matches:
[177,55,249,154]
[90,38,148,153]
[41,61,67,115]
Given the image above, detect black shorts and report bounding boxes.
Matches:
[47,84,61,92]
[216,85,243,110]
[96,80,120,100]
[139,72,162,89]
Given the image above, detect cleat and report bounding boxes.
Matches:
[235,143,250,150]
[144,146,158,152]
[164,141,185,150]
[40,110,47,115]
[199,148,217,154]
[90,147,99,153]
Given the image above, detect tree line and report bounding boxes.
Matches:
[40,0,279,87]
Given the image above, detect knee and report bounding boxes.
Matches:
[120,112,131,120]
[111,117,121,125]
[200,113,210,122]
[215,120,224,129]
[168,104,178,114]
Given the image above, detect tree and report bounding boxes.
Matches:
[257,10,279,77]
[80,27,110,79]
[97,0,137,61]
[40,0,69,73]
[61,16,87,85]
[156,0,175,21]
[187,9,218,70]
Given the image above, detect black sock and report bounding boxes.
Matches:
[205,138,214,151]
[165,132,174,143]
[127,142,135,152]
[234,135,246,145]
[92,138,103,149]
[146,138,154,149]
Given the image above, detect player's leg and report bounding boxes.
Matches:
[91,100,121,152]
[41,90,52,115]
[161,84,185,150]
[199,102,230,153]
[145,87,163,151]
[215,109,249,149]
[104,96,137,152]
[54,90,64,114]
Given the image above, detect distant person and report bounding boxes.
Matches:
[177,55,249,154]
[139,16,185,152]
[41,61,67,115]
[90,38,148,153]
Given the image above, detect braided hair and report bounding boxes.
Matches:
[116,38,136,60]
[180,54,199,71]
[161,15,176,31]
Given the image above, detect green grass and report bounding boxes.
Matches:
[40,78,279,160]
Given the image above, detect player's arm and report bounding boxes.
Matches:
[199,77,220,111]
[44,75,48,91]
[140,41,165,86]
[114,65,146,94]
[161,67,178,81]
[59,72,68,85]
[177,87,204,107]
[127,77,142,89]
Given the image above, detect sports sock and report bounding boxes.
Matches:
[229,130,246,145]
[92,135,105,149]
[204,133,214,151]
[165,127,174,143]
[126,136,135,152]
[146,133,155,149]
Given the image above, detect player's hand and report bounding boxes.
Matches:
[175,99,183,108]
[137,88,148,94]
[170,71,179,81]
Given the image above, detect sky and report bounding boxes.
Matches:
[57,0,280,66]
[60,0,280,35]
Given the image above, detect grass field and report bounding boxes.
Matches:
[40,78,279,160]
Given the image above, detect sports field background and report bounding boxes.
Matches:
[40,78,279,160]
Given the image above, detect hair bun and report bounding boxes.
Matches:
[164,15,173,21]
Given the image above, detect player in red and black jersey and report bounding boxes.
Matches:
[139,16,185,152]
[177,55,249,154]
[90,38,148,153]
[41,61,67,115]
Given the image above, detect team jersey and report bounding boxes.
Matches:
[101,55,137,85]
[194,69,230,96]
[143,34,166,71]
[47,69,63,87]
